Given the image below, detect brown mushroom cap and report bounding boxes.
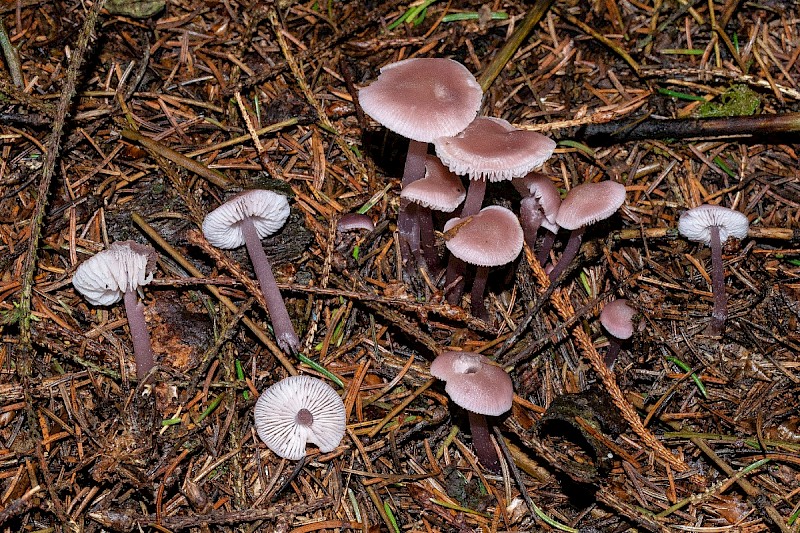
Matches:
[443,206,524,267]
[358,58,483,143]
[430,351,513,416]
[400,156,466,212]
[254,376,346,460]
[677,204,749,245]
[434,117,556,182]
[600,299,637,340]
[555,181,626,230]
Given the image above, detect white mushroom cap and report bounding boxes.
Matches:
[600,299,637,340]
[434,117,556,182]
[72,241,158,306]
[400,156,466,212]
[202,190,290,249]
[358,58,483,143]
[677,204,749,245]
[254,376,346,460]
[555,181,627,230]
[430,351,513,416]
[443,206,524,267]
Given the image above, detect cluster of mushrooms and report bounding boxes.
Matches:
[70,58,753,469]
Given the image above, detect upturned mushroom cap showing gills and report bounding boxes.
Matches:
[677,204,749,245]
[556,181,627,230]
[443,206,523,267]
[400,156,466,213]
[254,376,346,460]
[430,351,513,416]
[202,189,290,249]
[358,58,483,143]
[72,241,158,306]
[434,117,556,182]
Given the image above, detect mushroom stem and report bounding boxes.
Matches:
[470,266,490,320]
[536,229,557,266]
[604,338,622,368]
[241,217,300,353]
[398,140,429,267]
[418,206,440,270]
[548,226,586,282]
[468,411,500,473]
[122,289,155,379]
[460,178,486,218]
[519,197,544,250]
[708,225,727,335]
[444,256,466,305]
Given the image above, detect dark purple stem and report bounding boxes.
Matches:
[709,225,727,335]
[536,229,557,266]
[604,337,622,368]
[123,289,155,380]
[397,140,428,270]
[418,205,440,271]
[468,410,500,473]
[520,197,544,250]
[460,178,487,218]
[548,226,585,282]
[444,256,466,305]
[241,217,300,353]
[470,266,490,320]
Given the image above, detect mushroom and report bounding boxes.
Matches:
[443,206,523,318]
[548,181,627,282]
[677,204,749,334]
[513,171,561,263]
[599,299,636,367]
[337,213,375,233]
[400,155,466,269]
[358,58,482,265]
[202,189,299,353]
[430,351,513,472]
[434,117,555,300]
[72,241,158,380]
[254,375,346,460]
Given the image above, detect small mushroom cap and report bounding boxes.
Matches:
[443,206,524,267]
[430,351,513,416]
[677,204,749,245]
[400,156,466,212]
[434,117,556,182]
[513,172,561,227]
[600,299,636,340]
[72,241,158,306]
[254,376,346,461]
[202,190,290,249]
[358,58,483,143]
[555,181,626,230]
[337,213,375,232]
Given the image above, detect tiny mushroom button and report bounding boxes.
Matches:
[599,299,637,367]
[202,189,299,353]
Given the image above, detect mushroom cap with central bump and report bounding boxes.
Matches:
[677,204,749,245]
[202,189,290,249]
[443,206,523,267]
[400,156,466,213]
[72,241,158,306]
[600,299,637,340]
[254,375,346,460]
[430,351,513,416]
[358,58,483,143]
[555,181,627,230]
[434,117,556,182]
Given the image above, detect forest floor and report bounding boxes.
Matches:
[0,0,799,531]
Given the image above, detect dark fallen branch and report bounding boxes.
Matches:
[577,112,800,144]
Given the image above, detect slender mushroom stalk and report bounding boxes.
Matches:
[549,181,627,282]
[430,351,514,473]
[240,217,299,353]
[202,189,299,353]
[678,204,749,335]
[72,241,158,380]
